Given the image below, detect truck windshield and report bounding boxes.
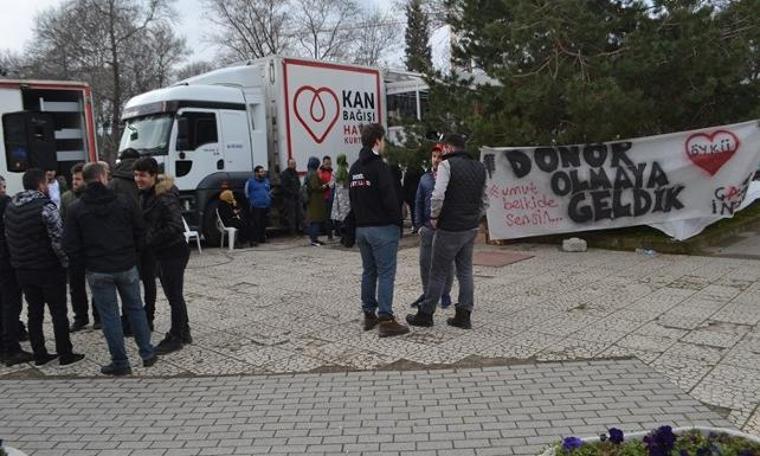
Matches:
[119,114,173,156]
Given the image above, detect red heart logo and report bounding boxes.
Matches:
[293,86,340,144]
[685,130,740,176]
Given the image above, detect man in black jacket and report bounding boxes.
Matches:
[134,157,191,355]
[280,158,302,235]
[406,134,488,330]
[348,124,409,338]
[63,162,157,376]
[4,168,84,366]
[0,176,34,366]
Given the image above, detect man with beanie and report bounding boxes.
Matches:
[406,134,487,330]
[5,168,84,366]
[348,123,409,337]
[63,162,156,376]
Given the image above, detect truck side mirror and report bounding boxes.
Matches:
[176,117,190,151]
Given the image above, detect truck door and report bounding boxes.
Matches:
[219,110,252,173]
[173,109,222,191]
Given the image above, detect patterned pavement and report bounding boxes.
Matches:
[1,236,759,441]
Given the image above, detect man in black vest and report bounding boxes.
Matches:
[0,176,34,366]
[5,168,84,366]
[406,134,488,330]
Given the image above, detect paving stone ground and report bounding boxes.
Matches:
[1,237,760,449]
[0,359,734,456]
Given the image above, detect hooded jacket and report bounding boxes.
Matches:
[348,147,403,228]
[109,158,139,207]
[140,176,186,258]
[4,190,68,270]
[63,182,144,273]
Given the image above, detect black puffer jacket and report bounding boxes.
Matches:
[140,176,186,258]
[4,190,67,270]
[63,182,144,273]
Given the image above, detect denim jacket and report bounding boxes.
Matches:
[414,172,435,230]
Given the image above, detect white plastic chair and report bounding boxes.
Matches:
[182,216,202,253]
[216,209,238,251]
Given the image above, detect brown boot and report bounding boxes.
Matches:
[363,311,379,331]
[377,316,410,338]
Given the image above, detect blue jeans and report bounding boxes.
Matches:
[309,222,321,243]
[87,267,154,368]
[356,225,400,318]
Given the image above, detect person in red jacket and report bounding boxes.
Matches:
[319,156,335,240]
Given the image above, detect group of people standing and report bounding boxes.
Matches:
[0,150,193,376]
[348,124,488,337]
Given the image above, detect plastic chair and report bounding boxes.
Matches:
[216,209,238,251]
[182,216,202,253]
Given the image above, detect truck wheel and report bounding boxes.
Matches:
[202,200,223,247]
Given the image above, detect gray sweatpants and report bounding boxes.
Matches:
[420,228,478,314]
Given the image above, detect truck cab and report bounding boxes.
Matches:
[120,84,267,240]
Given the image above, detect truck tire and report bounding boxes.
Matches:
[202,199,223,247]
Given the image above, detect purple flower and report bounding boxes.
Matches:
[680,451,689,456]
[644,426,677,456]
[608,427,624,444]
[562,436,583,451]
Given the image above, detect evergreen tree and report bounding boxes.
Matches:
[409,0,760,150]
[405,0,433,73]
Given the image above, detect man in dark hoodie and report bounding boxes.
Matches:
[110,148,153,334]
[134,157,191,354]
[4,168,84,366]
[63,162,157,376]
[0,175,34,366]
[348,123,409,338]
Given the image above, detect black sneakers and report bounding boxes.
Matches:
[142,355,158,368]
[59,353,85,366]
[101,363,132,376]
[34,353,58,366]
[155,334,184,355]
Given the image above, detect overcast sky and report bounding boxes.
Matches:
[0,0,400,64]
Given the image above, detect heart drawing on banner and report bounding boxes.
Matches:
[293,86,340,144]
[685,129,741,176]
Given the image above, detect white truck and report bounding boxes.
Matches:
[119,56,426,243]
[0,79,98,193]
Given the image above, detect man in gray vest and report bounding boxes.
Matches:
[406,134,488,330]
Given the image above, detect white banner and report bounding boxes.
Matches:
[481,120,760,241]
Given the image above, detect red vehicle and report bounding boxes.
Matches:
[0,79,98,193]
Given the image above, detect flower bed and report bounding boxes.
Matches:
[543,426,760,456]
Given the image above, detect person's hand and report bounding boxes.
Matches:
[430,219,438,230]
